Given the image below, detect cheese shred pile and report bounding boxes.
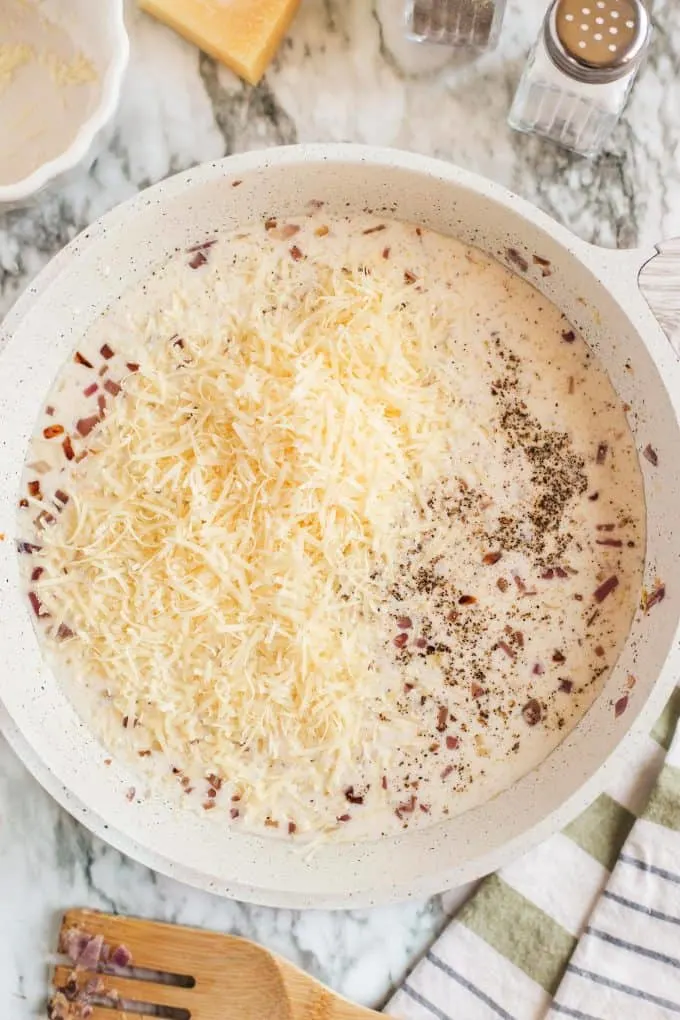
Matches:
[35,244,463,829]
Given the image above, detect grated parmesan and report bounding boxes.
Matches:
[33,233,466,832]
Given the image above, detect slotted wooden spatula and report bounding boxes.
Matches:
[52,909,380,1020]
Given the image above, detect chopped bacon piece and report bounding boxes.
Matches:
[496,640,516,659]
[446,735,459,750]
[597,539,623,548]
[552,650,566,663]
[76,415,100,437]
[561,330,576,343]
[83,382,98,397]
[497,577,509,592]
[404,270,417,285]
[559,679,573,694]
[458,594,477,605]
[441,764,454,779]
[54,489,69,506]
[394,633,408,649]
[28,591,49,618]
[290,245,304,262]
[337,814,351,823]
[397,616,413,629]
[100,344,115,360]
[483,551,502,565]
[541,568,554,580]
[436,705,448,732]
[126,362,140,373]
[471,682,485,699]
[513,574,526,592]
[345,786,364,805]
[43,424,64,439]
[594,575,619,603]
[188,251,207,269]
[28,480,42,499]
[62,436,75,461]
[74,351,93,368]
[288,822,297,834]
[104,379,121,397]
[532,662,544,675]
[56,623,74,640]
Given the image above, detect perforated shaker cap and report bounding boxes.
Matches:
[545,0,651,84]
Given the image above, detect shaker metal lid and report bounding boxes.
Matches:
[545,0,651,84]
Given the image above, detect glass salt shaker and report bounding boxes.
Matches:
[405,0,508,52]
[508,0,652,159]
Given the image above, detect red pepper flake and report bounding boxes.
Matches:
[568,376,575,395]
[104,759,112,766]
[337,814,351,823]
[643,584,666,612]
[363,224,386,234]
[561,330,576,343]
[126,362,140,373]
[497,577,509,593]
[207,788,217,799]
[45,405,55,416]
[594,645,605,657]
[483,552,502,565]
[614,695,629,718]
[345,786,364,805]
[31,566,44,582]
[126,787,136,802]
[188,251,207,269]
[459,594,477,606]
[532,662,544,675]
[552,650,566,664]
[381,775,388,790]
[597,538,623,548]
[264,217,277,230]
[643,444,659,467]
[596,443,608,465]
[394,632,409,649]
[436,705,448,732]
[186,239,217,253]
[446,735,459,750]
[522,699,542,726]
[56,623,74,640]
[28,480,42,499]
[43,424,64,439]
[496,640,516,660]
[404,682,414,693]
[397,616,413,629]
[290,245,304,262]
[54,489,69,506]
[207,773,222,790]
[420,803,431,813]
[19,498,29,508]
[230,808,240,819]
[138,749,152,758]
[513,574,526,592]
[104,379,121,397]
[231,180,242,187]
[559,679,573,694]
[100,343,115,360]
[62,436,75,461]
[594,575,619,603]
[288,821,297,834]
[28,591,49,618]
[76,415,101,437]
[382,247,391,260]
[83,382,98,397]
[404,270,417,285]
[588,492,599,502]
[74,351,93,368]
[507,248,529,273]
[441,764,454,779]
[471,682,485,699]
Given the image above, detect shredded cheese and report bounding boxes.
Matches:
[35,237,466,830]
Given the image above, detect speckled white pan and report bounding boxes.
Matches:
[1,146,680,909]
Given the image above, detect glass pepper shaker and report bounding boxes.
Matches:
[508,0,652,159]
[405,0,508,52]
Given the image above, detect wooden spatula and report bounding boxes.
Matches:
[51,909,380,1019]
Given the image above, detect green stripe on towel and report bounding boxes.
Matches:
[564,794,636,870]
[651,688,680,751]
[458,873,577,995]
[644,764,680,831]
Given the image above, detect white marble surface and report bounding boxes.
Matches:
[2,1,680,1016]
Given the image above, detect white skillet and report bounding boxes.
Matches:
[1,145,679,909]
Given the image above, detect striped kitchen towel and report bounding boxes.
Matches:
[387,687,680,1020]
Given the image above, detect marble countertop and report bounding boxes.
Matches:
[2,1,680,1015]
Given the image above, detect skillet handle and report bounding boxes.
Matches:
[637,239,680,356]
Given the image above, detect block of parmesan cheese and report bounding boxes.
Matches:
[140,0,302,85]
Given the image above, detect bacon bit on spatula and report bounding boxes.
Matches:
[594,575,619,603]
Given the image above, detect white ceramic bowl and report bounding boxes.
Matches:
[0,0,128,207]
[1,146,679,908]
